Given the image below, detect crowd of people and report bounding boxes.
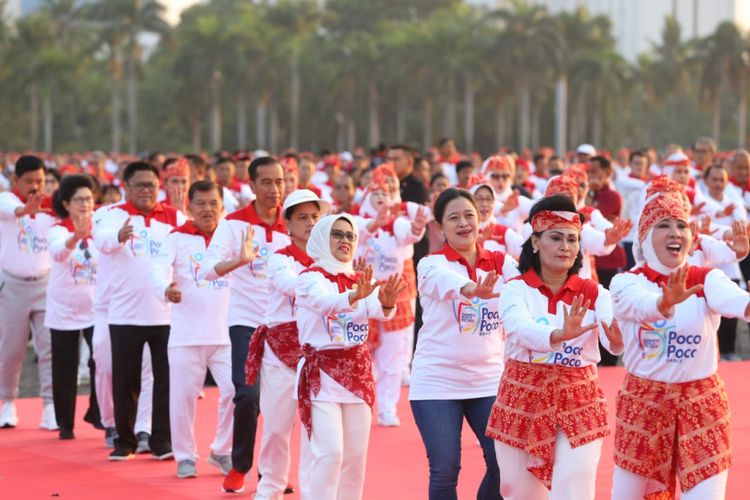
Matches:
[0,136,747,499]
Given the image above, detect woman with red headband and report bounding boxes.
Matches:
[411,188,518,500]
[294,213,405,500]
[609,177,749,499]
[487,194,623,500]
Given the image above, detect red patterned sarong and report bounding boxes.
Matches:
[614,372,731,499]
[297,343,375,438]
[485,359,609,488]
[244,322,300,385]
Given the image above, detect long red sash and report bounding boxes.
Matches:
[244,322,301,385]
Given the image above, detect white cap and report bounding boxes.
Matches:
[282,189,331,218]
[252,149,270,159]
[576,144,596,156]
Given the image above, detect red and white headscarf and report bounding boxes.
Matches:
[544,175,579,200]
[530,210,582,234]
[359,164,395,218]
[467,174,494,198]
[481,155,514,175]
[162,158,190,181]
[564,163,589,185]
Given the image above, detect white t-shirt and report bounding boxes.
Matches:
[0,191,55,278]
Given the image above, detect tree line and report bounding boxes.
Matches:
[1,0,749,155]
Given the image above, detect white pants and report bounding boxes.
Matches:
[92,311,153,432]
[168,344,234,463]
[302,401,371,500]
[373,324,410,418]
[495,429,603,500]
[612,466,728,500]
[0,272,52,403]
[256,361,311,500]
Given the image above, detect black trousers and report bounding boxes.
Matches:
[109,324,170,453]
[228,325,260,473]
[51,326,99,431]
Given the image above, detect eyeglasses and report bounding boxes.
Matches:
[71,196,94,205]
[129,182,158,192]
[330,229,357,243]
[490,173,511,180]
[474,196,494,203]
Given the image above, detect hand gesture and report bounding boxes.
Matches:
[118,216,134,243]
[411,206,427,235]
[657,266,703,316]
[349,265,377,304]
[551,295,597,346]
[500,189,520,214]
[720,203,736,217]
[352,256,368,274]
[699,215,712,235]
[690,201,706,216]
[600,318,624,351]
[604,217,633,245]
[373,203,392,230]
[165,282,182,303]
[167,183,187,212]
[22,191,50,216]
[377,273,408,308]
[461,271,500,300]
[71,212,92,241]
[238,227,258,265]
[724,219,750,259]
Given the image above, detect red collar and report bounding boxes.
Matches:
[515,268,598,314]
[630,264,709,298]
[226,202,285,243]
[302,266,358,293]
[170,220,215,246]
[120,200,178,227]
[730,176,750,192]
[55,217,91,241]
[277,243,314,268]
[432,243,505,282]
[628,173,646,181]
[13,189,52,219]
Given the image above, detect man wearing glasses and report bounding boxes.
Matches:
[93,161,186,461]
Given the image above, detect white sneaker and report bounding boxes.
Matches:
[377,413,400,427]
[1,400,19,428]
[39,404,59,430]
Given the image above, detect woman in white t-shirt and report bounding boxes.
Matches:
[411,188,518,500]
[47,174,101,439]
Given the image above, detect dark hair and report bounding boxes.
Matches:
[434,188,477,225]
[518,195,583,277]
[248,156,283,181]
[100,184,121,200]
[590,155,612,171]
[188,180,223,202]
[15,155,45,178]
[628,149,645,163]
[284,152,300,164]
[437,137,453,148]
[704,164,727,179]
[215,156,234,166]
[390,144,414,160]
[430,172,448,187]
[285,200,320,220]
[46,168,61,183]
[123,161,159,183]
[533,153,545,164]
[52,174,95,219]
[456,160,473,174]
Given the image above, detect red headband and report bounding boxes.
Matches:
[163,158,190,180]
[544,175,578,199]
[638,192,690,242]
[482,155,513,174]
[565,163,589,184]
[530,210,582,233]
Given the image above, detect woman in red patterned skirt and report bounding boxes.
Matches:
[609,176,748,499]
[486,194,624,499]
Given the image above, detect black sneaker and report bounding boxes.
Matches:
[83,409,105,430]
[151,448,174,461]
[136,432,151,454]
[109,448,135,461]
[59,428,75,440]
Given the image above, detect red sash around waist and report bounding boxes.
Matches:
[244,322,300,384]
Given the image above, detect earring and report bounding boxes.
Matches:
[533,247,538,254]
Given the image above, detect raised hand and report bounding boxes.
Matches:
[690,201,706,216]
[352,256,368,274]
[657,266,703,317]
[20,191,50,216]
[500,189,520,214]
[349,265,377,305]
[117,216,134,243]
[720,203,736,217]
[238,226,258,265]
[165,282,182,303]
[550,295,598,347]
[724,219,750,259]
[461,271,500,300]
[167,183,187,213]
[377,273,408,309]
[600,318,624,352]
[411,206,427,235]
[604,217,633,245]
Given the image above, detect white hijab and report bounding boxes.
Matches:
[633,227,683,275]
[306,213,359,276]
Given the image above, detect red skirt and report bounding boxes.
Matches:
[485,359,609,488]
[614,372,731,499]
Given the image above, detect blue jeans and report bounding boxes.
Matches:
[229,325,260,473]
[411,397,501,500]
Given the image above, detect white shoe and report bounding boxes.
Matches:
[39,404,59,430]
[1,400,19,428]
[377,413,400,427]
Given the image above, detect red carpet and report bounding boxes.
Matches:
[1,363,749,499]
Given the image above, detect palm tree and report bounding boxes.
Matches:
[82,0,171,154]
